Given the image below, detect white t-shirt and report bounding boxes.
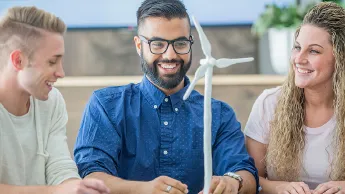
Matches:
[244,87,335,189]
[0,88,80,185]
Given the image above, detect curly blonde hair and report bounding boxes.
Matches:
[266,2,345,181]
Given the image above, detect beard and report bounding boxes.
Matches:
[140,49,192,89]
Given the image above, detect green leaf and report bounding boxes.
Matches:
[252,1,345,37]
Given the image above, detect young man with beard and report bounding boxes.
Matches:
[0,6,110,194]
[74,0,258,194]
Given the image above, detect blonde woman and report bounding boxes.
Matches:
[245,2,345,194]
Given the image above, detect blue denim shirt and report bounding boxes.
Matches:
[74,76,258,194]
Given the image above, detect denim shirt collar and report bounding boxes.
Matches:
[139,75,191,109]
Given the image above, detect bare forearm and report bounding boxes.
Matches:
[258,176,286,194]
[237,170,257,194]
[86,172,145,194]
[0,184,55,194]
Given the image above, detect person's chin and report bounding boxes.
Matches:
[295,75,315,89]
[160,72,177,78]
[295,80,309,89]
[34,93,49,101]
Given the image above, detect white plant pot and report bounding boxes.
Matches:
[268,28,295,75]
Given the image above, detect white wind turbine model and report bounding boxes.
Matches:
[183,16,254,194]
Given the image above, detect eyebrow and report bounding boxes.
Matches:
[49,55,63,62]
[295,41,324,49]
[309,44,324,49]
[52,55,63,58]
[149,36,189,41]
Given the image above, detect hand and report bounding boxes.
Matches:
[141,176,188,194]
[198,176,239,194]
[53,178,110,194]
[313,181,345,194]
[275,182,311,194]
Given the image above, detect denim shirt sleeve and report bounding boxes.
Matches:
[74,93,122,178]
[212,102,259,193]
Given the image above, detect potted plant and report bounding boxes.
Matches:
[252,0,342,74]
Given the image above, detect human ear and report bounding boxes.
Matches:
[134,36,142,56]
[9,50,25,71]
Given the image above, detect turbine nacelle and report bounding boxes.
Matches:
[183,15,254,101]
[200,58,216,66]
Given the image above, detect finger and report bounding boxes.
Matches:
[171,186,189,194]
[290,190,299,194]
[290,183,307,194]
[314,184,325,194]
[289,186,299,194]
[298,182,311,194]
[198,190,203,194]
[315,184,332,194]
[161,177,188,194]
[324,187,341,194]
[81,178,110,193]
[159,184,175,194]
[208,177,221,193]
[212,178,226,194]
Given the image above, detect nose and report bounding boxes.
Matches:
[293,50,308,64]
[162,43,178,60]
[55,62,65,78]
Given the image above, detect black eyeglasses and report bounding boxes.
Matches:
[139,35,193,55]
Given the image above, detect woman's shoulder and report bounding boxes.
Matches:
[256,86,282,107]
[244,86,282,144]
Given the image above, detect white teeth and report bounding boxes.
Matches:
[297,68,313,74]
[47,82,54,86]
[295,64,314,74]
[161,64,176,69]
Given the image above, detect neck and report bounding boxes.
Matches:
[0,72,31,116]
[304,84,334,109]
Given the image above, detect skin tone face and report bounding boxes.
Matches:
[291,24,335,90]
[134,17,192,95]
[15,31,65,101]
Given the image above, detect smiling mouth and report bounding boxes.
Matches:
[295,64,314,74]
[158,63,181,74]
[296,67,314,74]
[46,81,55,87]
[160,63,177,69]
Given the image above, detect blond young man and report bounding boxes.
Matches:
[0,6,109,194]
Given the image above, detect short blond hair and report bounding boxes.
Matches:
[0,6,66,69]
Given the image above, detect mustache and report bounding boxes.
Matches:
[154,58,184,65]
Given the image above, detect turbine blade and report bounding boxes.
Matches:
[192,16,212,58]
[215,57,254,68]
[183,64,209,100]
